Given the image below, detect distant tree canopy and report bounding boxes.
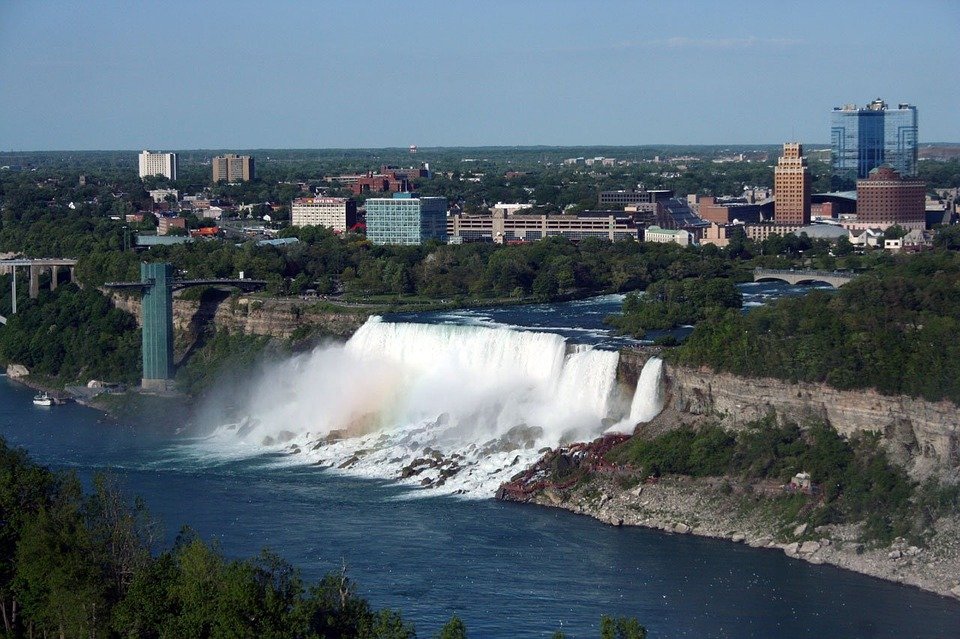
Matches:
[673,251,960,404]
[606,277,743,338]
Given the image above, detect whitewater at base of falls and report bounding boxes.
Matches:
[196,318,663,497]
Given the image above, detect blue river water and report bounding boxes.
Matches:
[385,281,833,349]
[2,287,959,638]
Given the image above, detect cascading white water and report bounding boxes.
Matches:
[628,357,664,423]
[200,317,645,496]
[605,357,665,435]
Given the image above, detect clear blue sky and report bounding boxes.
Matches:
[1,0,957,150]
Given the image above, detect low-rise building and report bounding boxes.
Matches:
[157,216,187,236]
[148,188,179,204]
[643,225,692,246]
[448,210,638,244]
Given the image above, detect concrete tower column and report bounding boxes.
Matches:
[10,268,16,314]
[29,265,39,299]
[50,265,59,291]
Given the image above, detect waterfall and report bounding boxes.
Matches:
[605,357,665,435]
[628,357,664,423]
[202,317,628,497]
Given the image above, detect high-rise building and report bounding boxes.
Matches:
[774,143,811,225]
[212,154,255,182]
[291,197,357,233]
[856,166,926,231]
[365,193,447,245]
[830,99,918,179]
[138,150,178,181]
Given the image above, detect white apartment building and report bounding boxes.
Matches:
[291,197,357,233]
[138,150,178,181]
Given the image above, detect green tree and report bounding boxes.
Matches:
[436,614,467,639]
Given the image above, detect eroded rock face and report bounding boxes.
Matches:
[109,293,367,340]
[663,364,960,482]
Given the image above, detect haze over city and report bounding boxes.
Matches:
[1,0,958,150]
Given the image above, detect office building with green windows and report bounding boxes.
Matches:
[140,262,174,390]
[365,193,448,245]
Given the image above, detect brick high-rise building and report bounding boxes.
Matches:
[856,166,925,230]
[774,143,811,225]
[212,154,255,182]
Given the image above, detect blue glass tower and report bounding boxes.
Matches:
[831,99,917,179]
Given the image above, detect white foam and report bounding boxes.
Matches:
[192,319,668,497]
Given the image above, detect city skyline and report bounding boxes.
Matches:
[1,0,958,150]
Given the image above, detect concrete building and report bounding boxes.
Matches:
[212,154,255,182]
[599,189,673,207]
[856,166,926,230]
[291,197,358,233]
[743,223,801,242]
[491,202,533,216]
[774,143,811,225]
[644,226,692,246]
[365,193,447,245]
[448,210,638,244]
[138,150,178,181]
[831,99,918,178]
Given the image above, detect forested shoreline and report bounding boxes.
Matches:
[673,251,960,404]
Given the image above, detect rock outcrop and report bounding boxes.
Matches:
[109,292,369,340]
[662,364,960,482]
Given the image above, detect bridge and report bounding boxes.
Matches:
[0,258,78,324]
[104,263,265,391]
[753,268,856,288]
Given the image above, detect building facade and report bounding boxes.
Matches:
[138,150,178,181]
[830,99,918,179]
[773,143,811,225]
[643,226,692,246]
[291,197,358,233]
[365,193,448,245]
[599,189,673,207]
[448,210,638,244]
[855,166,926,230]
[698,196,763,224]
[212,154,255,182]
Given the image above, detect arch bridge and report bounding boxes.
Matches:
[753,268,856,288]
[104,263,265,391]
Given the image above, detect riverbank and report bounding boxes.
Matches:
[498,444,960,602]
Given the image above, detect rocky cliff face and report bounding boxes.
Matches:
[109,292,369,340]
[661,363,960,482]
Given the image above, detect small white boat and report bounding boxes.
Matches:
[32,392,53,406]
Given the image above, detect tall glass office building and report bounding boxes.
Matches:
[365,193,448,245]
[830,99,918,179]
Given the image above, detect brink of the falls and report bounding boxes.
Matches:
[202,318,666,497]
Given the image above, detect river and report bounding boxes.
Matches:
[2,285,959,637]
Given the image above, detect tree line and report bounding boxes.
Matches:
[0,437,647,638]
[672,250,960,404]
